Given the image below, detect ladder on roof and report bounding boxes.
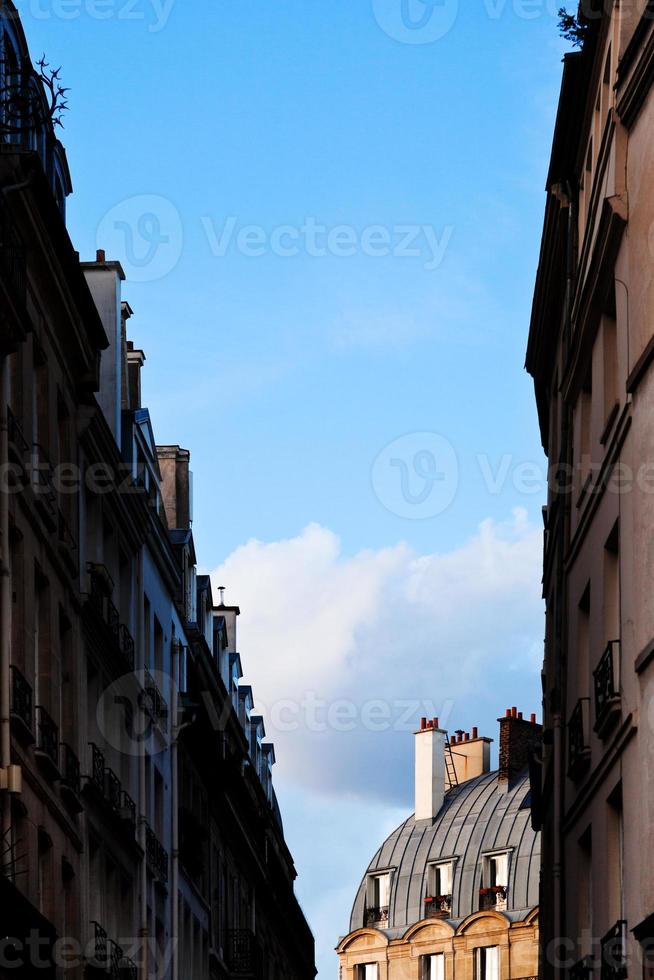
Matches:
[444,735,458,790]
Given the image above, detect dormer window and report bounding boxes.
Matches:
[365,872,391,927]
[425,861,453,917]
[480,853,509,911]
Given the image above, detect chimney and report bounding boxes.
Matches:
[156,446,192,530]
[214,588,240,653]
[415,718,446,822]
[126,341,146,410]
[449,728,493,785]
[497,708,542,791]
[80,251,126,447]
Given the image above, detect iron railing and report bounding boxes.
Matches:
[600,920,627,980]
[89,742,105,792]
[145,824,168,884]
[35,705,59,768]
[424,894,452,917]
[226,930,259,975]
[86,565,135,671]
[568,698,591,778]
[594,640,621,732]
[479,886,507,911]
[104,768,122,811]
[10,664,33,733]
[121,791,136,825]
[6,407,29,455]
[89,922,130,979]
[364,906,390,927]
[142,668,168,722]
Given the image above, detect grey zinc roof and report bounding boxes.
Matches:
[349,769,540,938]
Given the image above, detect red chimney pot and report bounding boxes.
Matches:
[472,727,479,739]
[530,713,537,724]
[96,248,106,262]
[420,717,427,730]
[511,706,518,718]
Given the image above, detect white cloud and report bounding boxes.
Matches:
[210,509,543,806]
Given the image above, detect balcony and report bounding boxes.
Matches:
[85,564,135,672]
[226,930,261,977]
[9,665,33,743]
[364,906,389,927]
[479,886,507,911]
[35,705,60,780]
[85,744,136,838]
[60,743,83,813]
[6,407,29,472]
[145,824,169,884]
[568,698,591,780]
[594,640,621,736]
[600,920,627,980]
[424,895,452,918]
[87,922,135,979]
[141,668,168,725]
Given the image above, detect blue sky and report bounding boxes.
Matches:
[20,1,567,975]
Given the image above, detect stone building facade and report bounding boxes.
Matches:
[0,4,316,979]
[527,2,654,977]
[337,712,541,980]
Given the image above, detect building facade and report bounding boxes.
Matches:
[527,2,654,977]
[0,4,316,978]
[337,712,541,980]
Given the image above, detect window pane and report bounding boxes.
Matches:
[428,954,445,980]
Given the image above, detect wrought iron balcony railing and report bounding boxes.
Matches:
[88,922,130,979]
[120,791,137,825]
[35,705,59,776]
[57,507,78,575]
[89,742,106,792]
[104,768,122,811]
[85,565,135,671]
[424,894,452,917]
[364,906,390,927]
[10,664,33,738]
[86,745,137,836]
[145,824,169,884]
[226,929,260,976]
[594,640,621,735]
[142,668,168,723]
[479,886,507,911]
[568,698,591,779]
[600,920,627,980]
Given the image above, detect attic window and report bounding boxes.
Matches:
[483,852,508,888]
[365,872,391,927]
[428,861,453,899]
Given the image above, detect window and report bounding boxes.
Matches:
[356,966,378,980]
[475,947,499,980]
[603,521,620,646]
[423,954,445,980]
[429,861,453,898]
[483,853,508,888]
[365,872,391,926]
[370,872,390,910]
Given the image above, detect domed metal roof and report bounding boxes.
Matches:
[349,769,540,938]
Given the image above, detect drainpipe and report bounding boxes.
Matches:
[171,638,179,980]
[0,356,11,864]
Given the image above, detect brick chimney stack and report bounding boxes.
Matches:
[497,707,542,791]
[157,446,192,530]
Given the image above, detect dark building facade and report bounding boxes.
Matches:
[528,2,654,978]
[0,4,316,979]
